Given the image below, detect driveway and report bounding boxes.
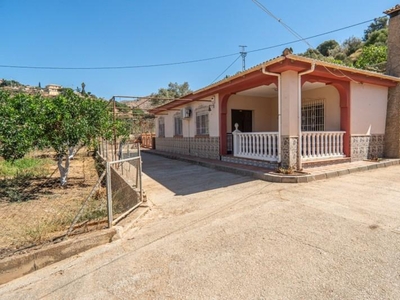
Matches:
[1,152,400,299]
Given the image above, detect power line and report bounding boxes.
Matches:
[247,18,374,54]
[211,55,242,84]
[251,0,362,84]
[0,53,238,70]
[252,0,314,49]
[0,18,376,71]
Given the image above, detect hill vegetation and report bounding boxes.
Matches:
[299,17,388,72]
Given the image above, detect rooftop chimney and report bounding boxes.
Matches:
[384,4,400,158]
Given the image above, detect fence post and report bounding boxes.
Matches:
[106,162,113,228]
[139,156,143,202]
[232,123,241,156]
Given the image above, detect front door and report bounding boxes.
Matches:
[231,109,252,132]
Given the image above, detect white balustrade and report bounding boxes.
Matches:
[233,131,279,161]
[232,128,345,162]
[301,131,345,160]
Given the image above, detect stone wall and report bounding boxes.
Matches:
[351,134,385,161]
[384,7,400,158]
[155,137,220,160]
[221,156,278,169]
[281,136,298,168]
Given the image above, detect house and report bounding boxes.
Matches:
[45,84,62,96]
[150,5,400,170]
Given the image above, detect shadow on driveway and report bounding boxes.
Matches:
[141,152,254,196]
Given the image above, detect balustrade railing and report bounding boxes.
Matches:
[233,131,279,161]
[231,130,345,162]
[301,131,345,160]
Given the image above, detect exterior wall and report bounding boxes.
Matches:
[155,116,160,137]
[154,113,172,138]
[165,111,175,137]
[302,85,341,131]
[226,94,278,132]
[155,137,220,159]
[350,82,388,161]
[351,134,385,161]
[155,94,220,160]
[350,82,388,135]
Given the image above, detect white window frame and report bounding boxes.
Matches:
[158,117,165,137]
[196,108,209,135]
[301,99,325,131]
[174,113,183,136]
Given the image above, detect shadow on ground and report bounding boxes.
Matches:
[141,152,254,196]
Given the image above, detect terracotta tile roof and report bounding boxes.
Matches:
[384,4,400,15]
[193,56,285,95]
[150,54,400,114]
[285,54,400,82]
[194,54,400,95]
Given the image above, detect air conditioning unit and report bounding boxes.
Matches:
[181,108,191,119]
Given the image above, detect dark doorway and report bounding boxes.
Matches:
[231,109,252,132]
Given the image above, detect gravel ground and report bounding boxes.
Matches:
[1,152,400,300]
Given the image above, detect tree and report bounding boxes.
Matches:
[81,82,86,95]
[0,89,129,186]
[316,40,340,57]
[364,28,388,47]
[354,45,387,71]
[0,91,45,161]
[41,89,127,185]
[342,36,363,56]
[0,79,22,87]
[150,82,192,106]
[363,17,388,41]
[299,48,324,59]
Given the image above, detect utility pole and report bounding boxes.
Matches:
[239,45,247,71]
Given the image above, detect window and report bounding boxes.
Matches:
[196,111,209,135]
[174,115,183,136]
[158,117,165,137]
[301,99,325,131]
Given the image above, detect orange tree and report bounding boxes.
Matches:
[0,89,129,186]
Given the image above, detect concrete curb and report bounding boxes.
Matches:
[0,228,117,285]
[0,204,151,286]
[143,150,400,184]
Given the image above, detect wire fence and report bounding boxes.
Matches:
[97,139,143,227]
[0,139,143,259]
[0,150,106,258]
[0,96,148,259]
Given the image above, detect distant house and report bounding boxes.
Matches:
[45,84,62,96]
[149,5,400,169]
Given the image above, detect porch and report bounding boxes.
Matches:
[229,131,346,164]
[219,76,350,168]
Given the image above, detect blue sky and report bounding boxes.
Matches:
[0,0,397,99]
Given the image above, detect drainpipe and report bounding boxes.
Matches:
[297,63,315,170]
[262,66,281,163]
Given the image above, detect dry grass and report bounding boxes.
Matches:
[0,150,105,258]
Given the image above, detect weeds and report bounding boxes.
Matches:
[21,217,73,246]
[369,155,382,162]
[0,157,51,178]
[0,157,53,203]
[275,165,296,175]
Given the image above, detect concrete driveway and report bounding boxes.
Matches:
[1,152,400,299]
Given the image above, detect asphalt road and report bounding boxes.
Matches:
[1,152,400,299]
